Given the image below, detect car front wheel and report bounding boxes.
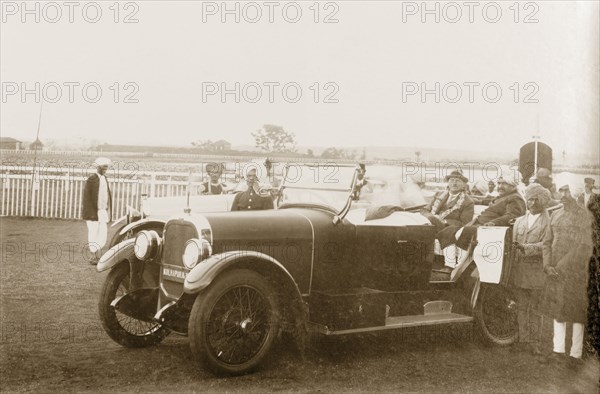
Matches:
[474,283,518,346]
[188,269,280,376]
[98,261,169,347]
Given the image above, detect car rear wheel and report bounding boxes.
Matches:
[99,262,169,347]
[474,283,518,346]
[188,269,280,376]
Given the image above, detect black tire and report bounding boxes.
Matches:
[188,269,280,376]
[99,262,169,348]
[474,283,518,346]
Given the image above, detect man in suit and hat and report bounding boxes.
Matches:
[423,170,474,228]
[577,177,597,209]
[82,157,112,264]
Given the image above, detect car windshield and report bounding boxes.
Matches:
[278,164,429,214]
[352,165,428,210]
[278,164,356,212]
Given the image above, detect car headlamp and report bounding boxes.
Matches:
[182,238,213,269]
[134,230,161,261]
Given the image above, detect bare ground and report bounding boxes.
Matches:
[1,217,598,393]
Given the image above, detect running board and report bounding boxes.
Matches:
[310,313,474,336]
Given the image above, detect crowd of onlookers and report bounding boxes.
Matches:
[419,166,599,367]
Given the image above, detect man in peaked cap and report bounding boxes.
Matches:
[82,157,113,265]
[577,177,597,209]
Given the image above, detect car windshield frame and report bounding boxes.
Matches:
[277,163,358,215]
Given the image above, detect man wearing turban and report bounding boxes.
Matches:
[539,181,594,366]
[509,183,552,354]
[82,157,113,265]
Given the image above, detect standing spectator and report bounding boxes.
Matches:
[201,162,226,195]
[586,192,600,357]
[231,168,274,211]
[352,163,371,201]
[510,184,552,354]
[577,177,597,209]
[539,182,594,365]
[82,157,112,265]
[487,180,499,197]
[533,168,561,201]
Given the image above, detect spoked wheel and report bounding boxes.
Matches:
[99,262,169,347]
[189,269,280,376]
[475,283,518,346]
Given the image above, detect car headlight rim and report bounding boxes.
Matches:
[134,230,160,261]
[182,238,213,269]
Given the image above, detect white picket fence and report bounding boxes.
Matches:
[0,166,203,219]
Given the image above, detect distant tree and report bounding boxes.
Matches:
[191,140,213,150]
[251,124,297,153]
[307,149,314,157]
[415,151,421,162]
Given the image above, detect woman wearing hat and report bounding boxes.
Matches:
[509,183,552,354]
[423,170,474,228]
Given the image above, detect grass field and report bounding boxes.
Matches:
[1,217,599,392]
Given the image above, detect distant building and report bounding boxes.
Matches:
[211,140,231,151]
[0,137,22,150]
[30,138,44,151]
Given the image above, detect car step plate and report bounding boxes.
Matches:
[314,313,473,335]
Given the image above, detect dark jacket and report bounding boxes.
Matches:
[231,188,274,211]
[475,190,526,226]
[509,211,551,289]
[201,181,226,195]
[541,203,593,322]
[426,191,474,227]
[81,173,112,221]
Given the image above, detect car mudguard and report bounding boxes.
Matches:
[184,251,302,298]
[97,238,137,272]
[109,218,167,247]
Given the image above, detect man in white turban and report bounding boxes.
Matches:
[509,183,552,354]
[82,157,112,264]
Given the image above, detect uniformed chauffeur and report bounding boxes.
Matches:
[231,168,274,211]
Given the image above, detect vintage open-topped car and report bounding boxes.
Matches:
[97,164,518,376]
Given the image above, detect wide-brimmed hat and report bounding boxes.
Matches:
[444,170,468,183]
[94,157,111,167]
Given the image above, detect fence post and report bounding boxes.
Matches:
[150,173,156,198]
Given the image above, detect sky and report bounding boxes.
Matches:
[1,1,599,161]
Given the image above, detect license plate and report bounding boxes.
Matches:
[162,267,187,282]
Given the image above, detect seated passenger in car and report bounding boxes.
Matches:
[421,170,474,228]
[436,176,526,250]
[200,162,227,195]
[231,168,274,211]
[472,176,526,226]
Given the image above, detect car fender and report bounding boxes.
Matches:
[97,238,137,272]
[184,251,302,298]
[109,218,167,247]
